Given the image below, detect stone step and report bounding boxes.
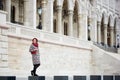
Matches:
[54,76,68,80]
[74,76,86,80]
[115,76,120,80]
[0,76,16,80]
[28,76,45,80]
[90,75,101,80]
[16,77,28,80]
[103,75,113,80]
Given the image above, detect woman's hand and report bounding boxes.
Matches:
[34,48,38,51]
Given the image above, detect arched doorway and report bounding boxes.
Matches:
[87,16,91,41]
[73,1,79,38]
[114,18,117,47]
[11,6,15,23]
[19,0,24,24]
[11,0,24,24]
[36,0,42,29]
[101,13,104,45]
[0,0,4,10]
[53,0,57,33]
[107,16,111,47]
[62,0,68,36]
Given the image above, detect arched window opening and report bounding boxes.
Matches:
[62,0,68,36]
[107,16,111,47]
[64,22,68,35]
[101,14,104,45]
[73,1,79,38]
[53,0,57,33]
[11,6,15,23]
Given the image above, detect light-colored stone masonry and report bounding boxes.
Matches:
[0,16,120,78]
[118,48,120,54]
[0,10,11,75]
[91,45,120,75]
[0,0,120,77]
[5,34,120,77]
[8,37,92,77]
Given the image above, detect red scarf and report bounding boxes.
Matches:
[31,43,38,54]
[32,43,38,47]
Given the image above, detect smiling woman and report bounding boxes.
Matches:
[29,38,40,76]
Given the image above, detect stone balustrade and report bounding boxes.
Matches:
[93,42,118,53]
[7,22,92,51]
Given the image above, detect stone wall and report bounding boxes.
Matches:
[0,10,10,75]
[0,0,120,77]
[91,45,120,75]
[8,36,92,77]
[7,36,120,77]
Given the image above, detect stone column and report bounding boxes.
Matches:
[56,6,62,34]
[97,21,101,43]
[78,14,88,40]
[118,48,120,54]
[114,28,117,47]
[104,24,108,46]
[68,10,73,36]
[110,27,114,47]
[32,0,37,28]
[24,0,36,28]
[41,0,47,31]
[5,0,11,22]
[89,16,97,42]
[24,0,29,26]
[78,14,81,38]
[44,0,53,32]
[88,17,91,41]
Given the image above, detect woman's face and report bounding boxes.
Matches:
[32,39,37,43]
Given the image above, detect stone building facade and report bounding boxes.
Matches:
[0,0,120,77]
[1,0,120,43]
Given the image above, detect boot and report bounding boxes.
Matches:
[34,73,39,76]
[31,70,35,76]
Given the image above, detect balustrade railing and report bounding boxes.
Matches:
[93,42,117,53]
[7,22,92,50]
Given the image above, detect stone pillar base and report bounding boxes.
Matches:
[28,76,45,80]
[0,76,16,80]
[0,68,13,76]
[0,11,11,76]
[118,48,120,54]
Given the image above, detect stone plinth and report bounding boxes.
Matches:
[90,75,101,80]
[0,76,16,80]
[103,75,113,80]
[115,75,120,80]
[0,10,10,76]
[28,76,45,80]
[118,48,120,54]
[54,76,68,80]
[74,76,86,80]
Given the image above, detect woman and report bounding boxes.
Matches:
[29,38,40,76]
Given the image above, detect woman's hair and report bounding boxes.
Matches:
[32,38,38,42]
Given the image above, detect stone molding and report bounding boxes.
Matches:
[7,22,92,51]
[0,24,9,29]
